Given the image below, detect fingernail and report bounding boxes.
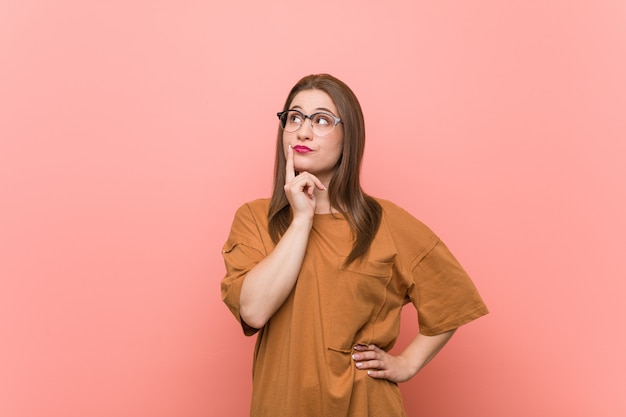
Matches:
[352,354,358,360]
[356,362,363,368]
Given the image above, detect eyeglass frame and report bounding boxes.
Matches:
[276,109,343,136]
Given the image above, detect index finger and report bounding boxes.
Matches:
[285,144,296,182]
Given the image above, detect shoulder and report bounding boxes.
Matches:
[233,198,270,219]
[375,198,430,229]
[375,198,410,216]
[225,199,272,248]
[373,198,439,252]
[228,198,271,233]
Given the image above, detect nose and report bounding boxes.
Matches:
[297,116,313,141]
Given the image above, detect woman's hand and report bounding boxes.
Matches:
[352,344,417,383]
[351,331,456,383]
[284,145,326,221]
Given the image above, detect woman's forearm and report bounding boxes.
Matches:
[400,329,457,377]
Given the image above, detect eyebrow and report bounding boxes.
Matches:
[290,105,337,115]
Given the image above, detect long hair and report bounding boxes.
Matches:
[268,74,382,265]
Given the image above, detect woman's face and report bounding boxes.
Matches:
[282,89,344,184]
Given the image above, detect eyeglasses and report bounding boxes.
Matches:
[277,109,342,137]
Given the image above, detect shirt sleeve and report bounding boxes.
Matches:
[221,203,267,336]
[407,239,489,336]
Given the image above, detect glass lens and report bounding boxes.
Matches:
[311,113,335,136]
[281,110,303,132]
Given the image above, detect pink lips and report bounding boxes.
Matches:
[293,145,312,153]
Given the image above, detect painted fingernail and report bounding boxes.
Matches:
[356,362,363,368]
[352,354,358,360]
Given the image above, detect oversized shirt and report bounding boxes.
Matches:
[221,198,488,417]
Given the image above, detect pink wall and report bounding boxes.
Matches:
[1,1,624,416]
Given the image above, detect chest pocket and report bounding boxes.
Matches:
[327,260,393,351]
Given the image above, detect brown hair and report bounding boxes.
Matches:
[268,74,382,264]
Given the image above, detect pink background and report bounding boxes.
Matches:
[1,1,625,416]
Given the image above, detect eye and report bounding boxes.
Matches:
[313,113,333,126]
[288,111,303,123]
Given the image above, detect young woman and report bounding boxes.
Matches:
[221,74,488,417]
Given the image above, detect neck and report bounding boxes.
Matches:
[314,186,333,214]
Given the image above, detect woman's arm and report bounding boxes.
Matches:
[239,216,312,329]
[239,145,326,329]
[351,330,456,383]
